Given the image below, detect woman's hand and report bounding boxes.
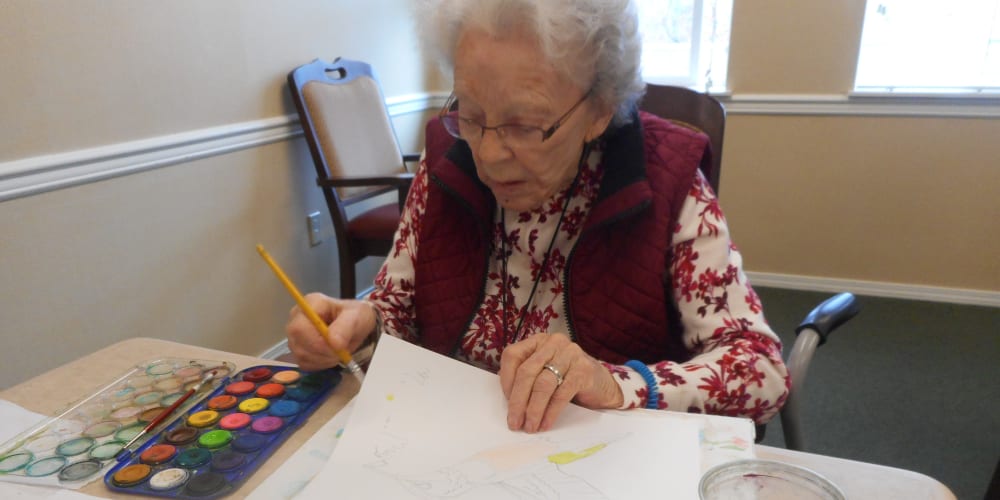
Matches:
[499,333,623,433]
[284,293,376,371]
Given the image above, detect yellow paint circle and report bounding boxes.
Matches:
[186,410,220,428]
[238,397,270,414]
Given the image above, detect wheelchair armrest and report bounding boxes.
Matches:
[780,292,860,451]
[794,292,860,346]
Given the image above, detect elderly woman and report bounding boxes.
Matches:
[286,0,789,433]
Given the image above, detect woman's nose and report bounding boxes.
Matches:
[472,129,513,162]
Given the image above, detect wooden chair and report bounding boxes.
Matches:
[638,83,725,194]
[287,58,418,298]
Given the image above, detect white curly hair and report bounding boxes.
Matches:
[414,0,645,126]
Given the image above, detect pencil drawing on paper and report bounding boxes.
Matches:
[364,433,629,499]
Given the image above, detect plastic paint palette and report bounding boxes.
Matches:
[0,358,234,487]
[104,365,342,498]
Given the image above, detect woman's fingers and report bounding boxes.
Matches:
[284,293,343,371]
[499,333,547,398]
[501,334,587,433]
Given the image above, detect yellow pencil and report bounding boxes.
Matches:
[256,244,365,383]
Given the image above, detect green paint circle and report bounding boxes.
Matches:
[197,430,233,449]
[25,456,67,477]
[83,421,121,438]
[0,452,33,473]
[161,392,185,406]
[133,391,164,406]
[115,422,146,442]
[89,440,126,460]
[56,437,96,457]
[58,459,103,482]
[175,447,211,468]
[146,362,175,376]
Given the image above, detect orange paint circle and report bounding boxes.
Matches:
[255,383,285,399]
[139,407,165,424]
[270,370,301,385]
[207,395,238,411]
[113,463,152,486]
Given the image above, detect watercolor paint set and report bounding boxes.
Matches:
[0,358,235,488]
[104,364,342,498]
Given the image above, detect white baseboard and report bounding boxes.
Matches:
[746,272,999,308]
[258,339,291,360]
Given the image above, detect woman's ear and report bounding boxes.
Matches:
[585,104,615,143]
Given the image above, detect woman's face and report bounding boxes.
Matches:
[452,29,613,212]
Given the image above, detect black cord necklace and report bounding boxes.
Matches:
[500,143,592,344]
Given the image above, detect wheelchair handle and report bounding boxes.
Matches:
[794,292,860,346]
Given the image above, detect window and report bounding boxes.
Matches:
[854,1,1000,94]
[635,0,733,92]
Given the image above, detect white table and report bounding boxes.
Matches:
[1,338,956,499]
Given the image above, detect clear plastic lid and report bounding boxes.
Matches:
[700,459,846,500]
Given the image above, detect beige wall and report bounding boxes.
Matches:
[0,0,438,388]
[723,1,1000,292]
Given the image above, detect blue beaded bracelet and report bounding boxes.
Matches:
[625,360,660,409]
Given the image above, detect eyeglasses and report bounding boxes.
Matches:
[438,90,592,150]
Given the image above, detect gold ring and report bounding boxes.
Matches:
[542,363,564,387]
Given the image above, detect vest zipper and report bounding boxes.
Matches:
[429,174,492,357]
[562,200,651,343]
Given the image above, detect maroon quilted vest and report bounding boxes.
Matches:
[414,111,709,365]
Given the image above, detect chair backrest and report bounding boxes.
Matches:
[638,84,725,195]
[287,58,408,203]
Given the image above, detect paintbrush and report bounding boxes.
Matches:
[114,369,218,460]
[255,244,366,384]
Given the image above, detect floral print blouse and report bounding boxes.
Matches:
[367,147,789,424]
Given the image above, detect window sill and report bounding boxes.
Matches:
[716,93,1000,119]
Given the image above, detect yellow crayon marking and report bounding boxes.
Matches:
[547,443,607,465]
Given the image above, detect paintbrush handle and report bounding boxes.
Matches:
[116,388,195,457]
[256,244,361,370]
[115,372,214,459]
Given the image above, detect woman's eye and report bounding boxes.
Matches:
[503,125,539,138]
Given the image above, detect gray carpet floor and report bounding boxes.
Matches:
[754,287,999,500]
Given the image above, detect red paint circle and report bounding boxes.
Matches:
[139,444,177,465]
[224,381,255,396]
[255,383,285,399]
[242,367,273,383]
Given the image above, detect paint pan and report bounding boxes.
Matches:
[104,366,341,499]
[0,358,234,489]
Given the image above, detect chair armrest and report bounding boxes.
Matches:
[317,172,415,189]
[318,173,414,210]
[402,153,421,163]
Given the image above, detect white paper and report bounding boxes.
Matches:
[295,335,702,500]
[0,482,105,499]
[0,400,47,445]
[247,398,356,499]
